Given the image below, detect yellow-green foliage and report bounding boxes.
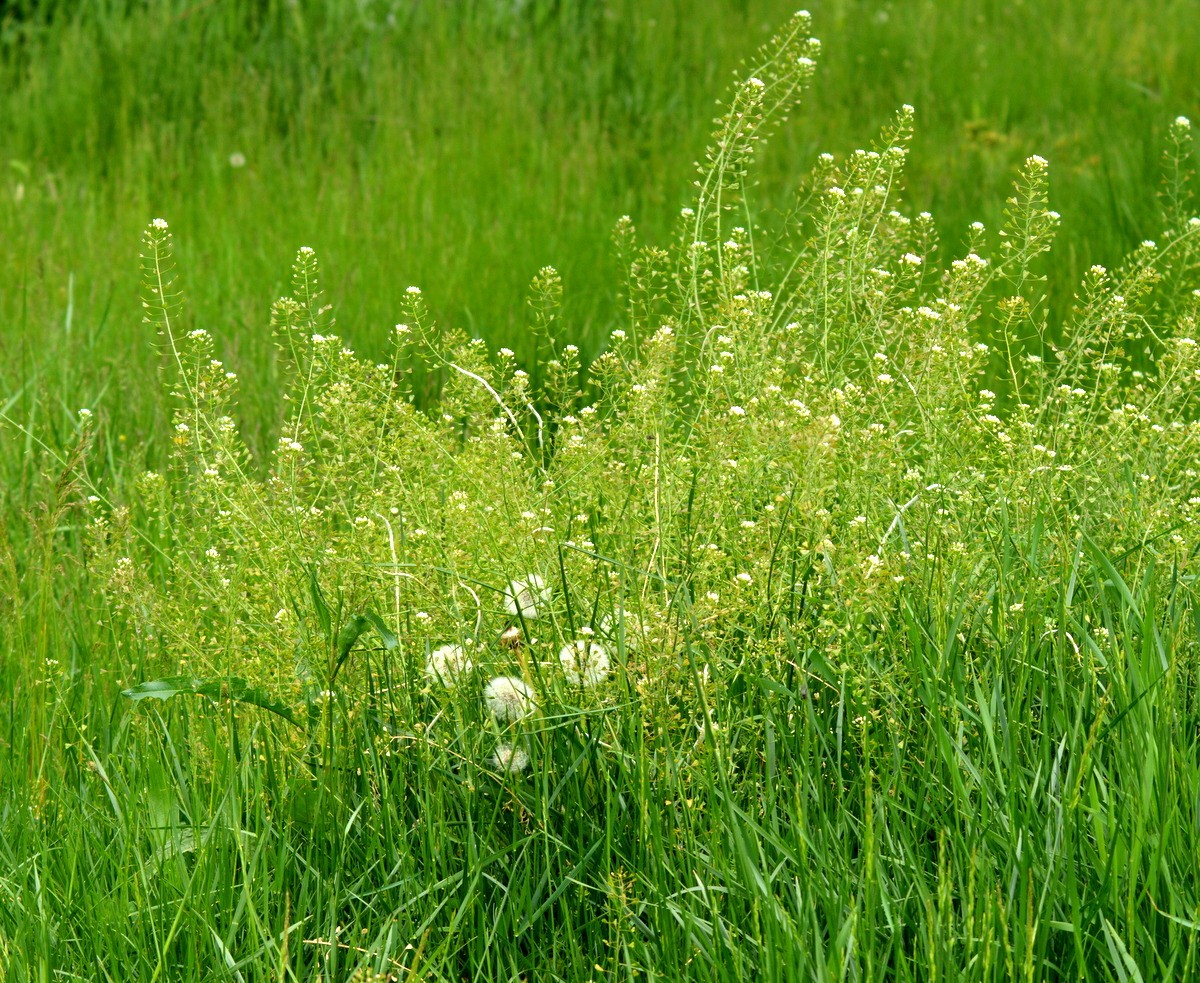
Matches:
[91,17,1200,762]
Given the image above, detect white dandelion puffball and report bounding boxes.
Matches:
[504,574,551,620]
[483,675,537,723]
[559,639,610,687]
[491,743,530,774]
[424,644,473,688]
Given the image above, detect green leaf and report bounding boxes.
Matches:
[360,611,399,651]
[336,614,370,660]
[1083,535,1142,619]
[122,676,298,725]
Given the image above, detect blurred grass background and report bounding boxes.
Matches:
[2,0,1198,462]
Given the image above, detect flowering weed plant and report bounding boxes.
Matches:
[31,13,1200,979]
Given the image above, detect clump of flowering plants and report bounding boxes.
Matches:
[91,13,1200,789]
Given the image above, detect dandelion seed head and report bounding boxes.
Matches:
[425,644,473,688]
[504,575,551,620]
[484,676,536,723]
[559,639,610,687]
[491,743,530,774]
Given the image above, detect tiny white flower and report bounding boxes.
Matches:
[484,676,536,723]
[504,575,551,620]
[228,152,246,168]
[425,644,473,688]
[559,640,610,687]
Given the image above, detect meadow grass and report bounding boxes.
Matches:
[2,2,1200,981]
[3,0,1199,460]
